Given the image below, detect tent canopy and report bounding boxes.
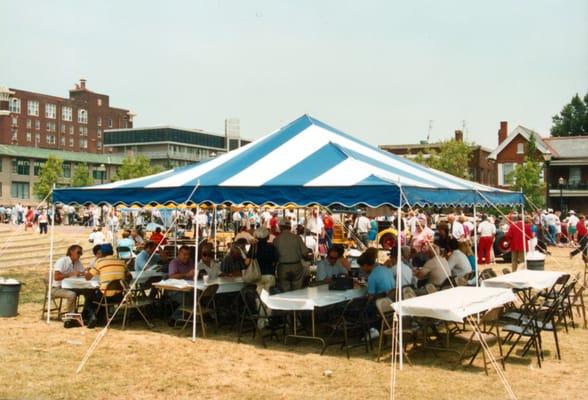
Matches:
[53,115,523,208]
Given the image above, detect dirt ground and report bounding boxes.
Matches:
[1,246,587,400]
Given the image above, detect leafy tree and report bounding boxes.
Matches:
[551,93,588,136]
[71,163,93,187]
[114,155,163,181]
[413,140,472,179]
[33,155,63,201]
[507,135,545,209]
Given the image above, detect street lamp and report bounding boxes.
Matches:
[558,176,565,212]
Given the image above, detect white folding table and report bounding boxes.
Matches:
[153,277,245,294]
[481,270,565,291]
[61,277,99,290]
[261,285,368,345]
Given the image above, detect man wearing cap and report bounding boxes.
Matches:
[567,211,579,246]
[273,217,310,291]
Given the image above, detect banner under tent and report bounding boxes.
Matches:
[51,114,524,370]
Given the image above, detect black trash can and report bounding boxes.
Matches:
[0,279,22,317]
[527,259,545,271]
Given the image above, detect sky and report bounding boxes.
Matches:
[1,0,587,149]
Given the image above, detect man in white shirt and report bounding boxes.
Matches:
[88,227,106,245]
[477,215,496,264]
[385,245,413,287]
[306,208,325,237]
[52,245,86,314]
[567,211,579,245]
[354,211,371,245]
[448,214,465,241]
[544,209,557,245]
[447,239,472,277]
[232,210,243,234]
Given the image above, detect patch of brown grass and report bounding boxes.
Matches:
[1,247,587,400]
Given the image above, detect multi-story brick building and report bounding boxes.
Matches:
[0,80,133,204]
[379,130,496,186]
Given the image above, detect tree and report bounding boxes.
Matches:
[507,134,546,209]
[114,155,163,181]
[551,92,588,136]
[414,140,473,179]
[33,155,63,202]
[71,163,93,187]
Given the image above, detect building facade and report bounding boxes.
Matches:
[379,130,496,186]
[0,79,133,154]
[104,123,251,168]
[488,121,588,214]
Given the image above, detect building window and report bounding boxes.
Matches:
[78,109,88,124]
[79,126,88,136]
[516,143,524,154]
[60,136,65,146]
[69,125,74,135]
[12,158,30,175]
[97,98,102,106]
[46,134,56,145]
[46,121,56,132]
[108,118,113,128]
[498,162,516,186]
[62,106,72,121]
[97,140,102,149]
[97,116,102,126]
[69,138,74,147]
[27,100,39,116]
[97,129,102,138]
[60,124,66,134]
[26,119,32,129]
[45,103,57,119]
[26,132,32,142]
[35,120,40,130]
[9,98,21,114]
[123,119,128,129]
[11,116,18,126]
[11,182,29,199]
[34,160,44,176]
[11,131,17,142]
[63,163,71,178]
[35,133,40,145]
[569,166,581,185]
[80,138,88,149]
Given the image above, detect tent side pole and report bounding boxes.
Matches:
[396,194,403,370]
[46,190,56,324]
[213,205,217,260]
[473,205,479,287]
[192,204,200,342]
[521,200,527,269]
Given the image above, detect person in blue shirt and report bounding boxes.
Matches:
[316,248,349,282]
[358,248,395,298]
[116,230,135,259]
[134,241,160,272]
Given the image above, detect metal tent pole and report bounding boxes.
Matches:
[521,200,527,269]
[46,187,56,324]
[192,204,200,342]
[473,205,479,286]
[396,189,403,370]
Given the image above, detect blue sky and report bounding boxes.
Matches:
[1,0,587,148]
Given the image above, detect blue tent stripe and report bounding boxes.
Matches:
[264,143,349,185]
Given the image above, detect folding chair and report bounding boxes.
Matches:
[320,296,371,359]
[119,281,154,330]
[454,307,505,375]
[40,278,64,321]
[180,284,219,337]
[92,279,126,324]
[375,297,416,363]
[237,284,286,347]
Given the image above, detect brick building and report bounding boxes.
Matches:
[379,130,496,186]
[0,79,133,153]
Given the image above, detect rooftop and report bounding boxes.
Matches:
[0,145,124,164]
[544,136,588,159]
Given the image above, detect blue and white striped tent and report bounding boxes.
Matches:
[53,115,522,208]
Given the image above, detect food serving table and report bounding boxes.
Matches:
[261,284,368,346]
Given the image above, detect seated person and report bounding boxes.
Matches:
[116,230,135,259]
[414,244,451,287]
[221,238,250,277]
[168,245,195,280]
[316,247,348,282]
[358,247,395,298]
[130,229,145,250]
[197,250,222,280]
[384,246,413,287]
[135,240,160,272]
[149,227,167,246]
[446,238,472,278]
[88,244,102,269]
[52,244,86,315]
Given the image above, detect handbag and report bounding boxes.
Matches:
[243,245,261,283]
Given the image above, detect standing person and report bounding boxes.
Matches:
[448,213,465,241]
[322,211,334,249]
[250,227,278,292]
[544,209,557,245]
[566,211,579,247]
[306,208,325,239]
[232,209,242,235]
[554,211,563,246]
[354,211,371,246]
[25,206,35,231]
[570,214,588,259]
[38,210,49,234]
[477,215,496,265]
[505,214,532,271]
[368,217,378,246]
[273,218,309,292]
[51,245,86,315]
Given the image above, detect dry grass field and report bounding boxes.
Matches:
[1,242,587,400]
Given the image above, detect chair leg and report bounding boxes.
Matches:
[376,321,384,362]
[199,309,207,337]
[343,320,350,359]
[496,327,506,371]
[481,347,488,376]
[122,306,128,330]
[552,326,561,360]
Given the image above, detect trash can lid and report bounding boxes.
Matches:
[0,277,20,285]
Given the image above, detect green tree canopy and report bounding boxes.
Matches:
[114,155,163,181]
[33,155,63,202]
[71,163,93,187]
[507,134,546,209]
[551,93,588,136]
[413,139,473,179]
